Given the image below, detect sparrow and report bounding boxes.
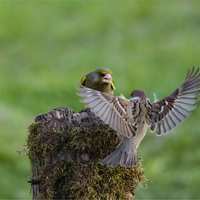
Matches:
[76,67,200,167]
[80,68,115,94]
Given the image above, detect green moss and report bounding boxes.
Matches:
[27,120,68,164]
[27,110,147,199]
[35,160,146,199]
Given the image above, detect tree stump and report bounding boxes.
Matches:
[27,107,147,199]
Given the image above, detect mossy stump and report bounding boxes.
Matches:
[27,107,147,199]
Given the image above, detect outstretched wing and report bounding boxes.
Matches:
[76,84,137,138]
[150,67,200,135]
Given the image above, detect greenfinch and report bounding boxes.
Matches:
[77,67,200,167]
[80,68,115,94]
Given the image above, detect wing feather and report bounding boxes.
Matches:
[95,103,109,117]
[163,116,171,133]
[80,95,99,103]
[100,104,111,121]
[77,84,137,138]
[86,99,104,110]
[150,67,200,135]
[167,112,176,129]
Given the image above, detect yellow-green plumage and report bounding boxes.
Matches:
[80,68,115,94]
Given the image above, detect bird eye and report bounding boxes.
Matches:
[99,73,104,77]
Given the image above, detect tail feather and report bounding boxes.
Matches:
[100,147,121,167]
[100,140,137,167]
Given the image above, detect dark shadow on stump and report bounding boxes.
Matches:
[27,107,147,199]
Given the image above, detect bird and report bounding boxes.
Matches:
[80,68,115,94]
[76,67,200,167]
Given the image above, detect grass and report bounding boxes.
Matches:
[0,1,200,199]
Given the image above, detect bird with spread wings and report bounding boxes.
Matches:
[77,67,200,167]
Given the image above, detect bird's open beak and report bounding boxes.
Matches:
[102,73,112,83]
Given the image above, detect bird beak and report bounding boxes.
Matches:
[102,73,112,83]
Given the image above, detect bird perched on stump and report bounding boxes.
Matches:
[80,68,115,94]
[77,67,200,167]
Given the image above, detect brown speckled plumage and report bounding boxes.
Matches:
[77,67,200,167]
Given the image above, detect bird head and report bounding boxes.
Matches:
[130,90,148,102]
[94,68,115,89]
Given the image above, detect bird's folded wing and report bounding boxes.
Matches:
[80,75,86,86]
[76,84,137,138]
[150,67,200,135]
[111,78,115,90]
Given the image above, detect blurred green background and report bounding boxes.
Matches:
[1,1,200,199]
